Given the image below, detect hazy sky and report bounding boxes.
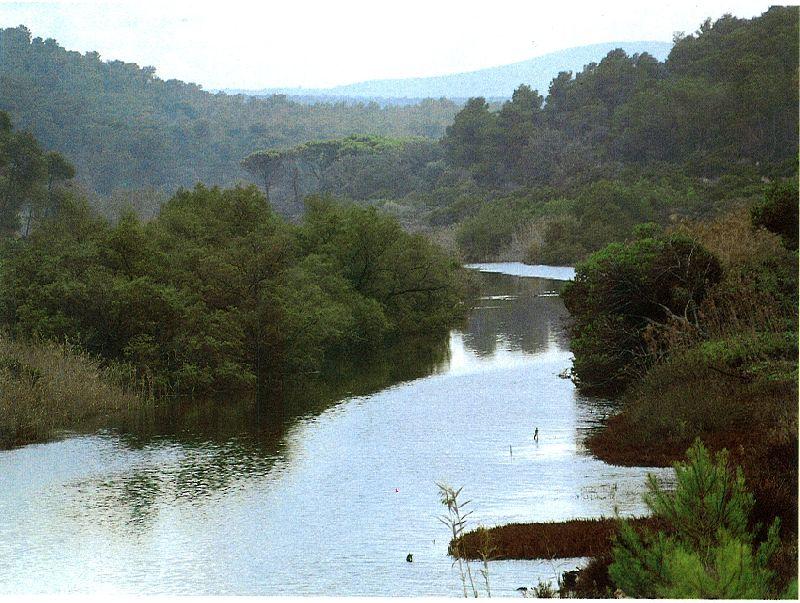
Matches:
[0,0,782,89]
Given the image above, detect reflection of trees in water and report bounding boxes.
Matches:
[463,273,571,356]
[573,394,620,456]
[78,335,451,525]
[74,273,567,524]
[71,438,279,531]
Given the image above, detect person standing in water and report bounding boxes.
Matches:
[534,427,539,442]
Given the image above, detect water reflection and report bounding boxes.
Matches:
[0,268,672,596]
[465,273,570,357]
[64,334,455,528]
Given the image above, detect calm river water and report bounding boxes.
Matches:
[0,263,672,596]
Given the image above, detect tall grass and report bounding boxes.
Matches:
[0,334,152,448]
[636,209,796,366]
[438,482,480,597]
[671,207,786,269]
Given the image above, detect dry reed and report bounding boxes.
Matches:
[0,334,152,448]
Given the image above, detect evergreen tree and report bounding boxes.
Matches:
[610,440,784,599]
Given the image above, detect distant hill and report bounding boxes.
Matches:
[231,41,673,101]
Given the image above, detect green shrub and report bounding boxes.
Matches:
[697,331,798,383]
[562,234,722,394]
[610,440,783,598]
[751,179,799,250]
[1,188,467,396]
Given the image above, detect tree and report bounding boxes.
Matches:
[562,234,723,393]
[610,440,784,598]
[0,113,48,235]
[442,97,499,183]
[496,84,544,183]
[44,150,75,216]
[240,150,284,205]
[750,178,798,250]
[296,140,346,186]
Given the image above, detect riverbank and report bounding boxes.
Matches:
[451,350,797,594]
[452,408,796,596]
[452,204,798,596]
[453,416,797,539]
[0,268,667,596]
[0,335,149,449]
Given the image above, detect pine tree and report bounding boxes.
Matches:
[609,439,783,598]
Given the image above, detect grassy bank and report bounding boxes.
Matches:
[453,438,797,597]
[0,335,149,449]
[586,352,798,537]
[583,204,799,534]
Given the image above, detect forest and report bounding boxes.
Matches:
[428,6,797,263]
[2,9,796,271]
[436,8,797,597]
[0,110,469,444]
[0,25,459,196]
[209,8,798,266]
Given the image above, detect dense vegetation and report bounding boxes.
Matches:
[433,7,798,263]
[559,175,798,595]
[0,6,796,594]
[0,25,458,199]
[562,232,724,395]
[0,111,75,234]
[3,9,796,266]
[450,19,800,582]
[611,440,791,598]
[0,111,469,446]
[238,134,445,216]
[225,7,797,266]
[0,179,467,398]
[453,180,797,596]
[441,18,800,580]
[444,10,797,183]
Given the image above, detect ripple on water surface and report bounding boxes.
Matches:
[0,265,671,596]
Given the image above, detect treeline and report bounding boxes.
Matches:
[0,184,467,396]
[2,8,796,268]
[439,6,798,263]
[0,111,75,234]
[0,109,468,402]
[233,7,798,264]
[0,25,459,197]
[239,134,445,216]
[444,8,797,184]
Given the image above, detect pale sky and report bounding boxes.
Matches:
[0,0,784,89]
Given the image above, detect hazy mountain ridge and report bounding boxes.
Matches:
[230,41,673,100]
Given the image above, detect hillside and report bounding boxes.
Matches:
[231,41,672,100]
[0,26,459,197]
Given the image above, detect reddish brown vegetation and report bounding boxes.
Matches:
[587,417,798,539]
[587,416,760,467]
[573,554,615,597]
[453,517,665,560]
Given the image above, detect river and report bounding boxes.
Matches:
[0,263,672,596]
